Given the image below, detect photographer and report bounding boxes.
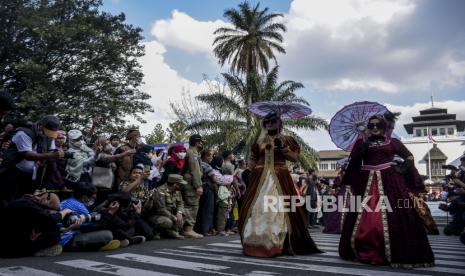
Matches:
[440,162,465,236]
[59,181,120,251]
[1,115,66,205]
[0,191,66,258]
[95,192,152,246]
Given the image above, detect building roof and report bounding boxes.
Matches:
[403,106,465,134]
[422,144,448,161]
[318,150,349,160]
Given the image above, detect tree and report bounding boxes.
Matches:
[213,1,286,75]
[167,120,190,143]
[145,123,166,144]
[213,1,287,142]
[174,67,328,168]
[0,0,151,134]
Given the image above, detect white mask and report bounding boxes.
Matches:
[176,152,187,160]
[136,137,143,144]
[147,153,153,159]
[71,141,82,148]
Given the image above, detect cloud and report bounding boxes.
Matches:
[279,0,465,93]
[150,10,230,55]
[134,40,208,135]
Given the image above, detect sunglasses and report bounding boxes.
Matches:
[264,119,278,125]
[367,122,385,130]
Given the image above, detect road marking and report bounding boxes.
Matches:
[208,243,242,248]
[0,267,61,276]
[157,249,431,276]
[108,253,229,272]
[56,259,178,276]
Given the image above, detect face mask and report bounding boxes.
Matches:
[136,137,143,144]
[176,152,187,160]
[147,153,154,159]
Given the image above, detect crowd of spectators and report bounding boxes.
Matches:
[0,92,248,258]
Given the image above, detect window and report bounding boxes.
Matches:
[431,128,438,136]
[330,162,337,170]
[447,128,454,135]
[415,129,422,137]
[319,163,328,171]
[423,129,427,136]
[439,128,446,135]
[431,161,445,176]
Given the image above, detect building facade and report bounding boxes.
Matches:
[317,150,349,181]
[401,106,465,193]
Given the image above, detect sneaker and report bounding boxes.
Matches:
[227,230,236,235]
[183,230,203,239]
[34,244,62,257]
[100,240,121,251]
[119,239,130,248]
[130,236,146,245]
[153,233,161,240]
[166,230,185,240]
[218,231,229,236]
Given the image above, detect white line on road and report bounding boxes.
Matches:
[0,267,61,276]
[56,259,178,276]
[107,253,229,272]
[157,249,431,276]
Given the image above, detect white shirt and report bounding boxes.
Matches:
[12,131,55,174]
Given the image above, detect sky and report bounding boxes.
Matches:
[102,0,465,150]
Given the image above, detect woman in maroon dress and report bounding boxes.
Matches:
[339,113,434,268]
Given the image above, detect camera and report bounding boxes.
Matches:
[63,212,101,227]
[64,152,74,159]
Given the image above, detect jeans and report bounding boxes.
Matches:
[66,230,113,251]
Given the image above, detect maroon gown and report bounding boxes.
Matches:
[339,138,434,268]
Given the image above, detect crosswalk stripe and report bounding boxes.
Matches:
[0,266,61,276]
[56,259,178,276]
[310,239,465,250]
[107,253,230,272]
[206,242,465,261]
[157,249,432,276]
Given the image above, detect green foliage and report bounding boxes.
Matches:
[145,123,166,144]
[213,1,286,75]
[167,120,190,143]
[0,0,151,134]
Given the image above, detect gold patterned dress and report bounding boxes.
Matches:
[238,135,321,257]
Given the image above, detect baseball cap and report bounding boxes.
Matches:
[40,115,60,139]
[189,134,203,144]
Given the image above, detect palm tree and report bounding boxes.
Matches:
[213,2,287,136]
[213,2,286,75]
[185,67,328,168]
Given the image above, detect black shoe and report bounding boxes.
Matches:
[129,236,146,245]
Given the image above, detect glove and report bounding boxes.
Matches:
[274,138,285,149]
[393,159,413,174]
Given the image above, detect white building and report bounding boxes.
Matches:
[401,106,465,192]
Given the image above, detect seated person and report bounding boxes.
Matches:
[95,192,153,246]
[143,174,191,239]
[59,181,120,251]
[0,192,63,258]
[119,165,152,205]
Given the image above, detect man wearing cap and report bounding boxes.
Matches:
[144,174,189,239]
[8,115,65,197]
[115,128,142,187]
[180,134,204,238]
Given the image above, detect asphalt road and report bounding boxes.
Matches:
[0,228,464,276]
